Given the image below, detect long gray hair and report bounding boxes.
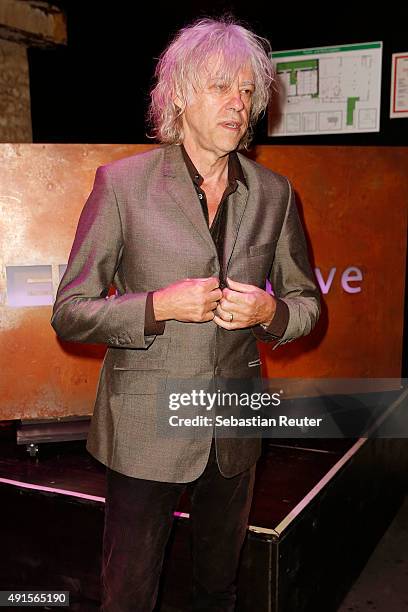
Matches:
[148,17,276,149]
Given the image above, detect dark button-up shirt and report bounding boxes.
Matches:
[144,145,289,338]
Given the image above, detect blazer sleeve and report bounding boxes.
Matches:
[252,177,321,348]
[51,165,154,349]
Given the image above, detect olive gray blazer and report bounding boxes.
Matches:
[51,144,320,482]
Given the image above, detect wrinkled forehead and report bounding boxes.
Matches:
[189,51,255,88]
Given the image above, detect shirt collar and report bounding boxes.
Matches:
[180,144,247,190]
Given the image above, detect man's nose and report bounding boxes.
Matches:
[227,90,245,111]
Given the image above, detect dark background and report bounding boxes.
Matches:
[27,1,408,376]
[28,2,408,146]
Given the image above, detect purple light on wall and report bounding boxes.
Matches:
[6,265,53,307]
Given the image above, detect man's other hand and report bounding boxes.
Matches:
[153,277,222,323]
[213,277,277,330]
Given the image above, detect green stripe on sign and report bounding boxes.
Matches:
[271,42,382,59]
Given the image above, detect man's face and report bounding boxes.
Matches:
[180,60,255,158]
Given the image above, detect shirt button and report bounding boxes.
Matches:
[198,193,203,199]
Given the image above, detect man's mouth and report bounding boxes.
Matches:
[221,121,242,130]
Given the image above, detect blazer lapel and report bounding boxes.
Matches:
[162,145,250,273]
[223,180,249,278]
[163,145,217,255]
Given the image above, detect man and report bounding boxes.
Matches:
[51,17,320,612]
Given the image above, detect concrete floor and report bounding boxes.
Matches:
[338,495,408,611]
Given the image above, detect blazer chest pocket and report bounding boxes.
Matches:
[249,242,276,257]
[247,242,276,286]
[111,338,170,395]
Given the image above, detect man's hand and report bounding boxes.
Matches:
[153,277,222,323]
[213,277,277,330]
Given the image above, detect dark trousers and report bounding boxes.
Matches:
[101,441,256,612]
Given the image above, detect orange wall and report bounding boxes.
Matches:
[252,146,408,380]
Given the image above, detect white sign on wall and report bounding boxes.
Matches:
[390,52,408,119]
[269,42,383,136]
